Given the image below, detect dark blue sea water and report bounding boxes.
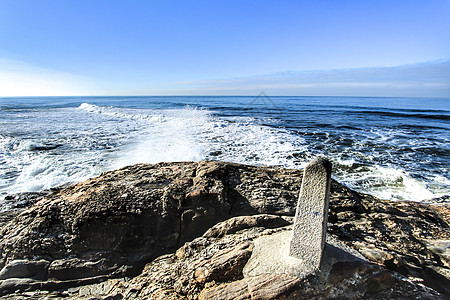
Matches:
[0,96,449,204]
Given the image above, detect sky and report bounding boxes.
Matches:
[0,0,449,97]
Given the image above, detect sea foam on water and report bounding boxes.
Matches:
[1,96,448,203]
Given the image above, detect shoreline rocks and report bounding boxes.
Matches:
[0,161,448,298]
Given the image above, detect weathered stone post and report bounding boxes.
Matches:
[289,157,332,269]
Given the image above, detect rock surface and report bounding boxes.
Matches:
[0,161,448,299]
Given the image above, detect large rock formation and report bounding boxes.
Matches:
[0,161,448,298]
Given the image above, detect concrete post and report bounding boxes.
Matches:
[289,157,332,269]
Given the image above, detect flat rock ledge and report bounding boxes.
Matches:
[0,161,448,299]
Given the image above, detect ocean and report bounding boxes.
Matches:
[0,96,449,205]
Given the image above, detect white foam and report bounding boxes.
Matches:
[100,104,309,170]
[1,103,448,204]
[201,120,308,168]
[336,164,436,201]
[1,145,100,196]
[0,104,214,198]
[112,106,210,167]
[78,102,94,110]
[78,102,165,122]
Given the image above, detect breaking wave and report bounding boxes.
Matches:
[1,97,448,203]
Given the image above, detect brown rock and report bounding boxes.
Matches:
[203,214,291,239]
[0,161,448,298]
[193,241,253,283]
[0,161,302,286]
[107,220,275,298]
[328,179,450,295]
[198,273,301,300]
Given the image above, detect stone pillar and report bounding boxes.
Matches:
[289,157,332,269]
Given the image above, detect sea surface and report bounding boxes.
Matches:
[0,96,449,206]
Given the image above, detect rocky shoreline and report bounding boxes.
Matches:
[0,161,448,299]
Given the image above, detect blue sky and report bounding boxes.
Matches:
[0,0,449,97]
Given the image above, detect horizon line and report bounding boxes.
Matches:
[1,94,450,99]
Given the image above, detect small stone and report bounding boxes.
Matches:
[359,248,394,265]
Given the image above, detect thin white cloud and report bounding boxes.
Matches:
[0,59,96,97]
[4,59,448,97]
[109,61,450,97]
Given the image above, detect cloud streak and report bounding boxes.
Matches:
[1,59,448,97]
[111,61,450,97]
